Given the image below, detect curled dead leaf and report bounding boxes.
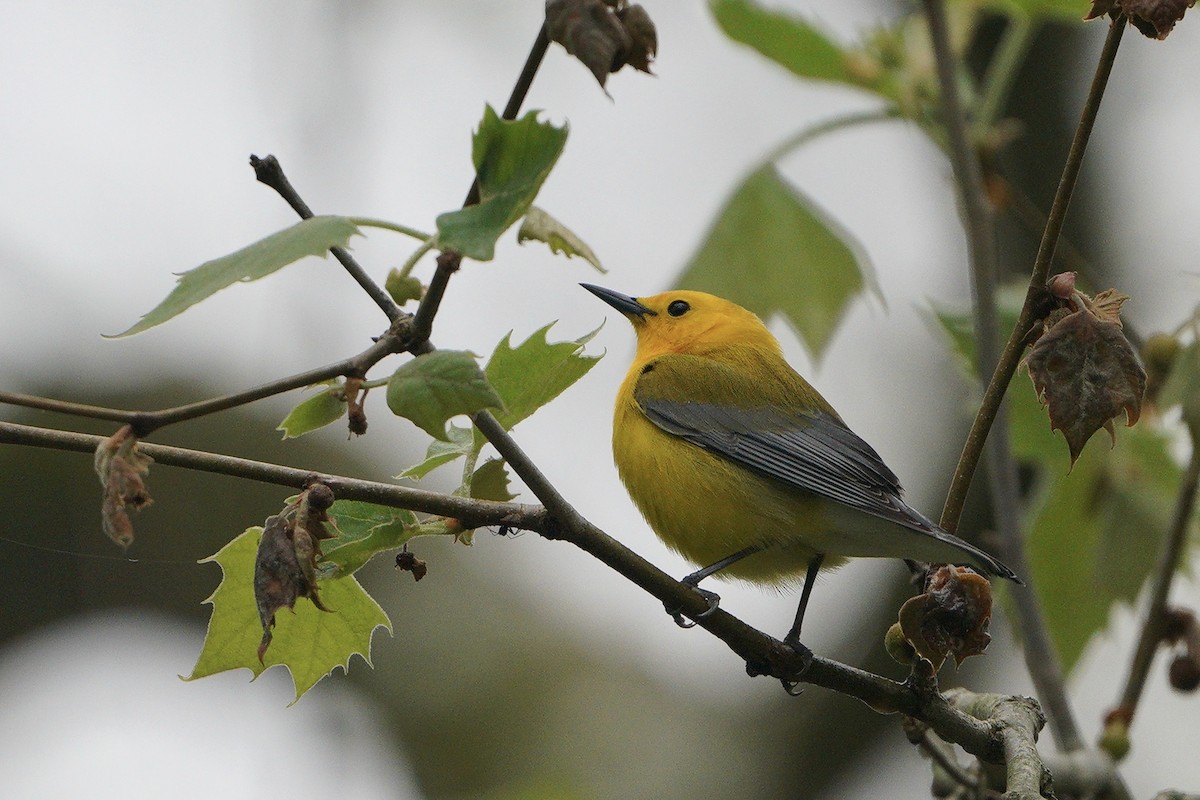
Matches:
[1026,300,1146,465]
[545,0,657,90]
[897,565,994,670]
[93,424,153,549]
[395,549,428,582]
[1085,0,1195,39]
[617,4,656,74]
[1026,278,1146,464]
[253,483,338,660]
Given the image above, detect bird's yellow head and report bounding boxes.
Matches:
[582,285,781,362]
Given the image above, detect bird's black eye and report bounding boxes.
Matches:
[667,300,690,317]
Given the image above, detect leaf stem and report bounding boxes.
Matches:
[760,108,904,167]
[395,237,437,280]
[977,14,1035,129]
[347,217,432,241]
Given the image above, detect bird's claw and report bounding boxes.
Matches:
[665,587,721,628]
[779,637,814,696]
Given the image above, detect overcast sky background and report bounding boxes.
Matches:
[1,2,1199,798]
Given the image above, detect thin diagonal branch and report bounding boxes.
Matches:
[1116,440,1200,717]
[250,154,404,323]
[0,416,1036,770]
[0,327,408,438]
[941,15,1127,533]
[923,0,1086,750]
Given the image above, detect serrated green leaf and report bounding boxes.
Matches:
[320,500,424,577]
[386,351,503,441]
[110,216,361,337]
[184,527,391,703]
[470,458,516,502]
[484,322,603,433]
[435,106,569,261]
[398,424,475,480]
[517,206,605,272]
[385,270,424,307]
[277,383,347,439]
[675,165,869,359]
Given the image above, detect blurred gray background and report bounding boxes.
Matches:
[1,2,1198,798]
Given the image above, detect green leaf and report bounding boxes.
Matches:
[435,106,569,261]
[968,0,1089,21]
[185,527,391,703]
[398,424,475,480]
[386,351,503,441]
[385,270,424,307]
[320,501,424,577]
[710,0,854,84]
[277,382,347,439]
[470,458,516,502]
[675,165,869,359]
[1025,424,1185,670]
[485,322,603,433]
[517,206,605,272]
[110,216,361,337]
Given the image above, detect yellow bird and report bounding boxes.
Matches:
[583,284,1018,646]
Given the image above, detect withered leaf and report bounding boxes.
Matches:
[1085,0,1195,38]
[395,550,428,582]
[1026,308,1147,464]
[1089,288,1131,326]
[254,514,306,662]
[254,491,336,662]
[546,0,631,89]
[897,566,994,670]
[93,425,153,549]
[617,4,657,73]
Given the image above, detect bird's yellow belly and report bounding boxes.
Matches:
[613,404,840,586]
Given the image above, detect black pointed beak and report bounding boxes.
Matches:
[580,284,657,318]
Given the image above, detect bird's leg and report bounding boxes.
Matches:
[776,554,823,695]
[666,545,764,628]
[782,553,824,647]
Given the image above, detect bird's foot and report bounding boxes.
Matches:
[665,586,721,629]
[779,636,813,696]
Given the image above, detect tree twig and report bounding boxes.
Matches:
[923,0,1089,751]
[1115,441,1200,718]
[940,15,1127,533]
[0,327,408,437]
[250,154,404,323]
[0,416,1044,770]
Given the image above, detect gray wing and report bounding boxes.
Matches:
[639,398,938,534]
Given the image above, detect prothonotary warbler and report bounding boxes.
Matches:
[582,284,1019,647]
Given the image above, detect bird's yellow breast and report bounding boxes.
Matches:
[612,369,839,586]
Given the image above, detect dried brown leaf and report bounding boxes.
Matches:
[1088,288,1131,326]
[254,514,307,662]
[1026,308,1147,464]
[617,4,657,73]
[546,0,630,89]
[1086,0,1196,38]
[1123,0,1195,38]
[897,566,994,670]
[93,425,153,549]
